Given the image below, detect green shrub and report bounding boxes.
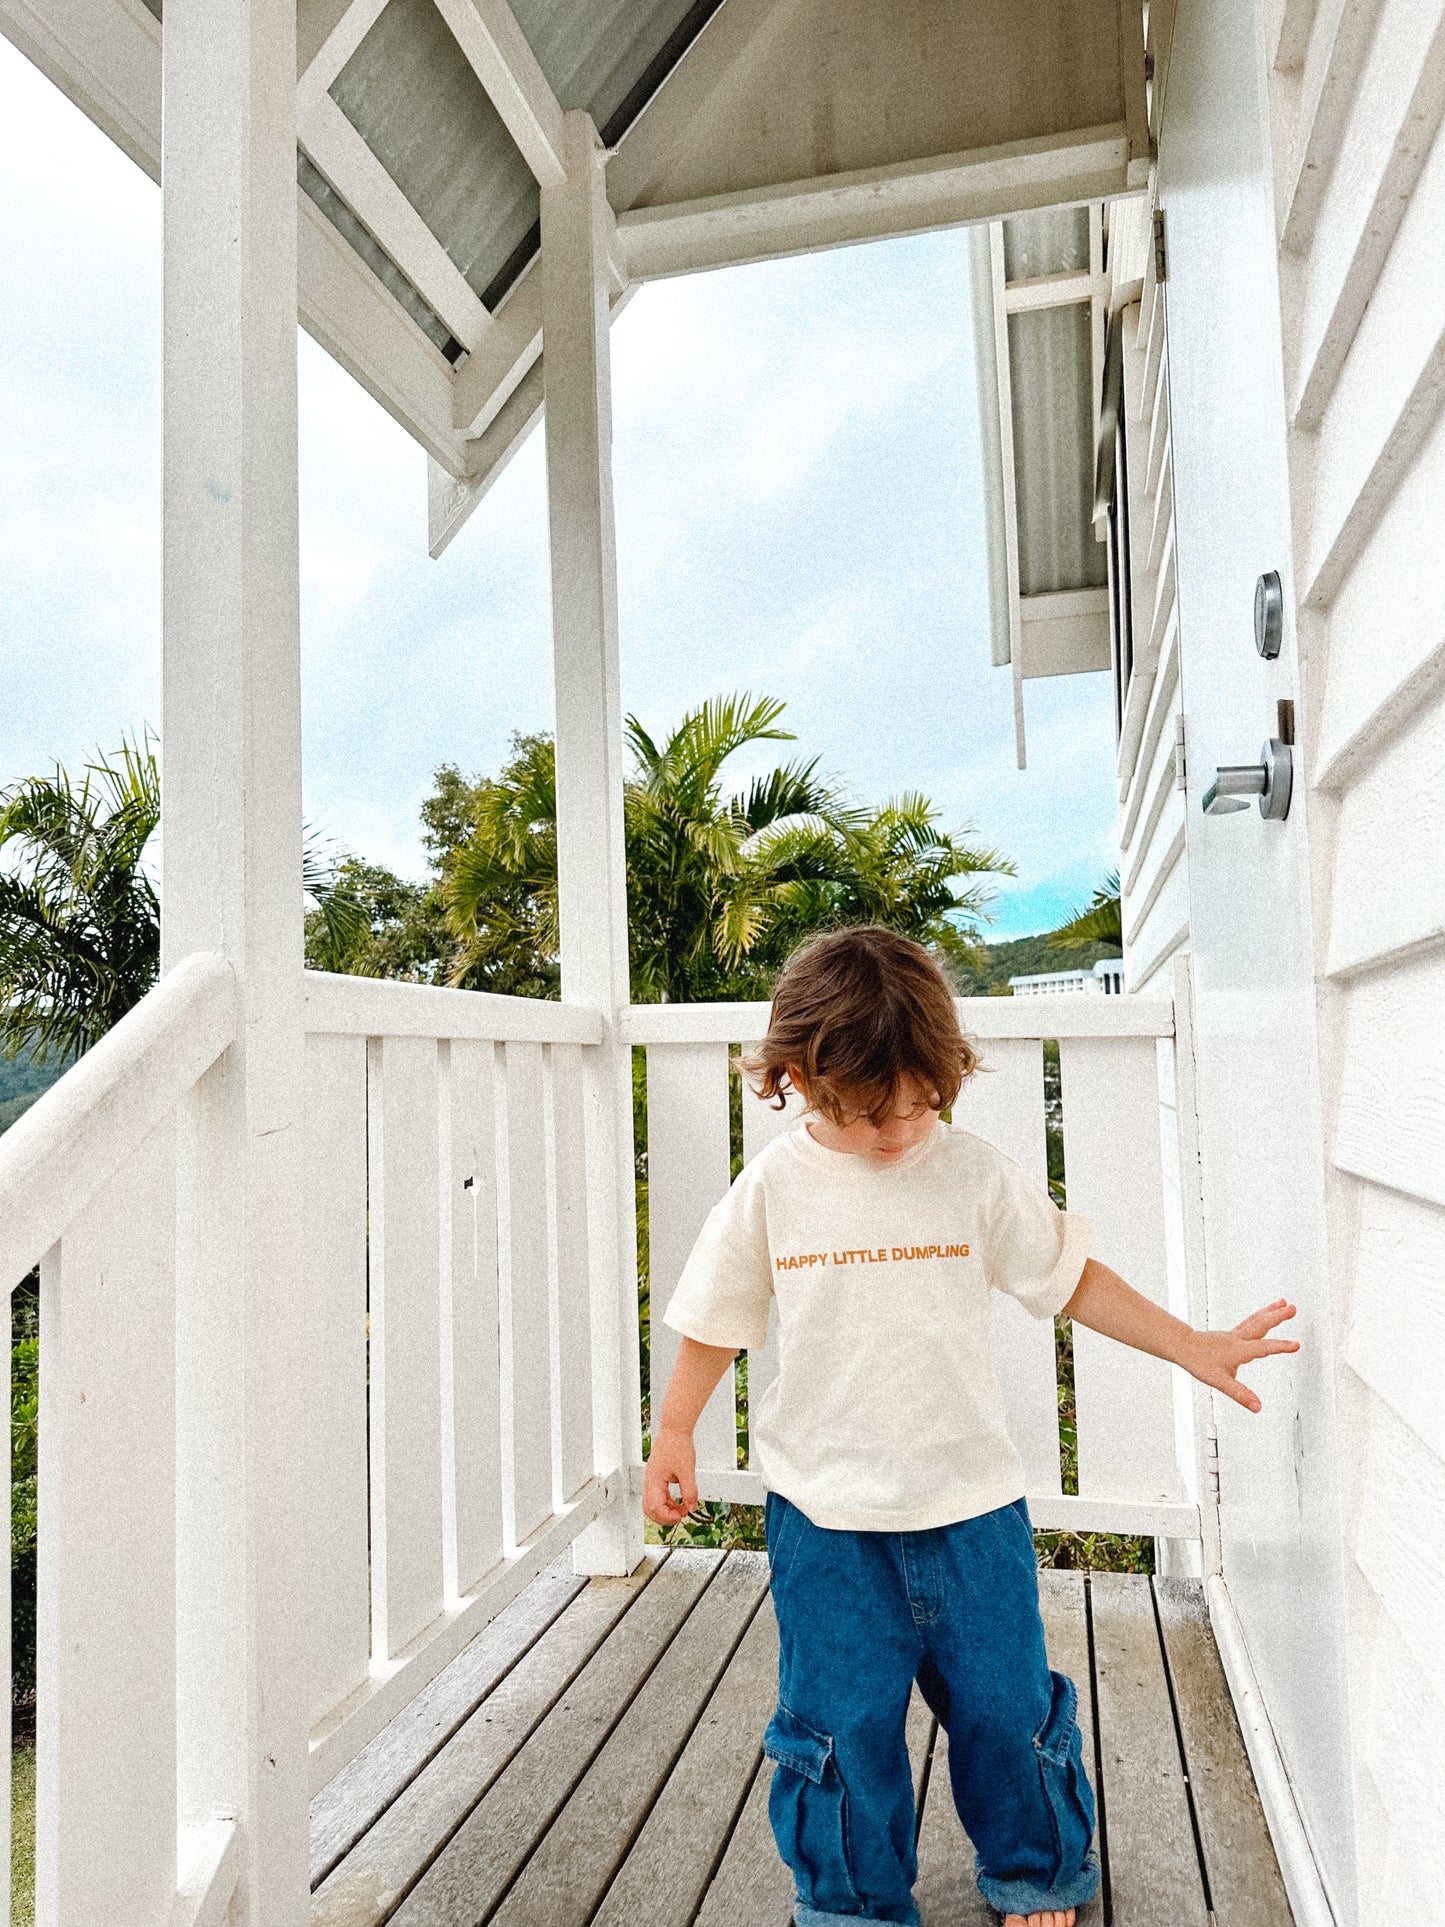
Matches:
[13,1277,38,1697]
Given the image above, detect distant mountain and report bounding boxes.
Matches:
[0,1046,69,1135]
[950,933,1122,997]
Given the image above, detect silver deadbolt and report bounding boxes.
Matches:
[1202,738,1293,819]
[1254,571,1283,658]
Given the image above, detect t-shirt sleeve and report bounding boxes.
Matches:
[660,1166,773,1351]
[983,1151,1092,1320]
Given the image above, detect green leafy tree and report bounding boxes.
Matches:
[443,695,1012,1003]
[742,792,1011,982]
[442,734,562,998]
[1047,869,1122,950]
[0,735,372,1062]
[0,736,161,1061]
[302,854,446,980]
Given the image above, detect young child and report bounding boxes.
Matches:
[642,925,1299,1927]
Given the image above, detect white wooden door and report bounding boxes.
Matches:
[1160,1,1356,1913]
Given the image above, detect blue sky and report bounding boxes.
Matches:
[0,37,1119,942]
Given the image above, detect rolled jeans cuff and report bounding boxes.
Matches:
[975,1845,1101,1915]
[794,1906,920,1927]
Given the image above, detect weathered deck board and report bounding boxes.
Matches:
[1039,1567,1096,1773]
[1090,1571,1210,1925]
[311,1557,1293,1927]
[491,1552,771,1926]
[592,1562,779,1927]
[1155,1578,1294,1927]
[309,1552,587,1887]
[917,1571,1097,1924]
[390,1549,719,1925]
[916,1722,995,1926]
[312,1554,660,1925]
[693,1751,792,1927]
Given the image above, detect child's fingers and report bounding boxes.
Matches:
[1235,1300,1297,1337]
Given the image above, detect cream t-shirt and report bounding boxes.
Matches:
[661,1116,1091,1531]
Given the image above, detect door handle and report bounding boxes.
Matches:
[1201,738,1292,819]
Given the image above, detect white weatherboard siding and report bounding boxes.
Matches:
[1265,0,1445,1913]
[1110,7,1191,997]
[1156,0,1359,1920]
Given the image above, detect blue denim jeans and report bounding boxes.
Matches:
[763,1489,1101,1923]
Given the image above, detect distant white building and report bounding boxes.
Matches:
[1009,958,1126,997]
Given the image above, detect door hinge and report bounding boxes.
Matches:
[1205,1429,1220,1504]
[1153,207,1168,283]
[1174,712,1187,790]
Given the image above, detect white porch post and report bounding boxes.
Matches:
[541,111,646,1576]
[161,0,309,1917]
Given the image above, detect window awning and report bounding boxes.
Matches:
[970,203,1117,768]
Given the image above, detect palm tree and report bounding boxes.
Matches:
[1047,870,1122,950]
[443,693,1013,1002]
[744,791,1012,977]
[0,736,367,1060]
[0,736,161,1060]
[443,732,563,998]
[624,694,843,1002]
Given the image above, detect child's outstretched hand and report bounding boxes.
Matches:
[643,1424,701,1528]
[1184,1298,1300,1413]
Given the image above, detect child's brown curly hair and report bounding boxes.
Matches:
[740,924,978,1127]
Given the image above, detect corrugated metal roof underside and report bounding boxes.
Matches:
[330,0,713,312]
[1003,208,1105,599]
[1003,205,1089,280]
[1008,302,1105,597]
[297,150,459,357]
[142,0,719,360]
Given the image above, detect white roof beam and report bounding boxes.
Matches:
[299,192,464,477]
[431,279,634,557]
[1004,268,1110,313]
[297,0,389,109]
[450,257,544,438]
[1,0,475,476]
[1,0,161,180]
[448,182,626,440]
[299,96,492,353]
[430,358,543,557]
[298,0,495,357]
[432,0,566,189]
[615,126,1140,282]
[424,0,1151,546]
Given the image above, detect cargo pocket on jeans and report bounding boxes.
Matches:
[764,1702,861,1914]
[1031,1669,1096,1877]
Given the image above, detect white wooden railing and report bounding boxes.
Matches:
[0,963,1213,1921]
[298,972,629,1791]
[0,953,241,1927]
[625,988,1208,1543]
[0,962,634,1921]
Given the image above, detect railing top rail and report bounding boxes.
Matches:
[301,971,607,1045]
[0,951,237,1289]
[619,991,1175,1046]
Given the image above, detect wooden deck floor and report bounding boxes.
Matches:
[310,1547,1293,1927]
